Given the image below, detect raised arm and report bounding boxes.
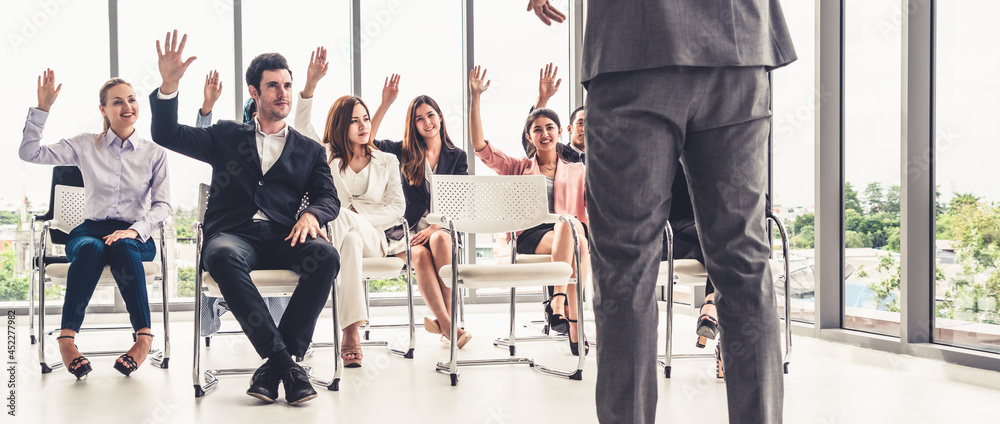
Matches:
[294,46,328,142]
[468,66,491,152]
[196,70,222,127]
[151,30,213,162]
[370,74,399,142]
[20,69,78,165]
[156,30,197,96]
[535,62,561,109]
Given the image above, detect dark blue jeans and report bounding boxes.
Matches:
[63,219,156,332]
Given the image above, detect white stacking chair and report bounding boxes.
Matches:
[428,175,586,386]
[192,184,342,397]
[35,182,170,374]
[657,215,793,378]
[318,216,416,359]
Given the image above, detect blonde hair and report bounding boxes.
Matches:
[96,78,133,143]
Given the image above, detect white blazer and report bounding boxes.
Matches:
[330,151,405,232]
[294,94,405,232]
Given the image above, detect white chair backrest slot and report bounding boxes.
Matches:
[430,175,552,234]
[52,185,86,234]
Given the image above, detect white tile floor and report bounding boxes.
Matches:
[8,303,1000,423]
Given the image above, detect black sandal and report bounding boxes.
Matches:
[695,299,719,349]
[56,335,92,380]
[114,332,153,376]
[543,293,569,334]
[566,318,589,356]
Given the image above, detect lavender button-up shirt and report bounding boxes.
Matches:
[20,107,172,242]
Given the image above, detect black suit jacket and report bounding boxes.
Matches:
[372,139,468,229]
[149,90,340,239]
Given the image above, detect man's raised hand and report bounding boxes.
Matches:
[156,29,197,95]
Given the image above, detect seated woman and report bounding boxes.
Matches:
[20,70,171,379]
[294,47,406,367]
[468,66,591,356]
[663,163,723,377]
[363,84,472,349]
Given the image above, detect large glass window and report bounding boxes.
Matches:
[119,0,235,301]
[473,1,570,272]
[771,0,817,323]
[934,1,1000,354]
[359,0,464,146]
[242,0,352,139]
[843,0,902,336]
[1,1,110,307]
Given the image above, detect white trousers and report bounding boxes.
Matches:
[329,209,387,329]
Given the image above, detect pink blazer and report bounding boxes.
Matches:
[475,141,588,226]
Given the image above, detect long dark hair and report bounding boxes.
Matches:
[401,95,457,186]
[522,108,563,159]
[322,95,376,173]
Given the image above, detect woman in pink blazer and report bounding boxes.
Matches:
[468,66,590,356]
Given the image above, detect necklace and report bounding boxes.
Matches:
[538,161,556,171]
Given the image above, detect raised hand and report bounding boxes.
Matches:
[202,70,222,115]
[526,0,566,26]
[536,62,561,107]
[156,29,197,94]
[469,66,491,97]
[301,46,328,99]
[381,74,400,106]
[36,68,62,112]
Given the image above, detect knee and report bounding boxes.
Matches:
[428,231,452,253]
[204,244,248,272]
[411,246,431,266]
[341,232,363,254]
[108,238,142,255]
[70,237,105,258]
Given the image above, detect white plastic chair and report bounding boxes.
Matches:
[191,184,342,397]
[427,175,586,386]
[35,183,170,373]
[657,216,793,378]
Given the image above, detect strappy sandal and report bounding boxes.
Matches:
[114,332,153,376]
[567,318,589,356]
[715,339,726,380]
[341,346,363,368]
[56,335,92,380]
[543,293,569,334]
[696,299,719,349]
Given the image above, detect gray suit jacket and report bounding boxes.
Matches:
[582,0,797,83]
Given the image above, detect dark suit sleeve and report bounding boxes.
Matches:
[301,148,340,226]
[372,139,402,157]
[454,149,469,176]
[149,89,214,163]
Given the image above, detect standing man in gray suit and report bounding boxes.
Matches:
[527,1,797,423]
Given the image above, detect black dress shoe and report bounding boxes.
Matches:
[282,364,318,405]
[246,362,280,403]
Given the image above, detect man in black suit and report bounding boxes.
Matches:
[150,31,340,405]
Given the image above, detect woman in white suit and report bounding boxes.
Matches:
[295,48,405,367]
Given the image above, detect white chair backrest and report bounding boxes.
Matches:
[429,175,556,234]
[51,185,86,234]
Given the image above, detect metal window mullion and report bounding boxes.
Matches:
[815,0,845,335]
[109,0,118,77]
[900,0,934,346]
[233,0,243,119]
[350,0,361,97]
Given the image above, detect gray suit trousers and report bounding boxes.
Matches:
[586,66,783,424]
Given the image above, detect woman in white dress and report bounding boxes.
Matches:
[295,48,405,367]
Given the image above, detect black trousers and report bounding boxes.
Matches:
[202,220,339,358]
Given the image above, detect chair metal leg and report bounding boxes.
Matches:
[192,227,209,397]
[37,224,51,373]
[362,280,371,341]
